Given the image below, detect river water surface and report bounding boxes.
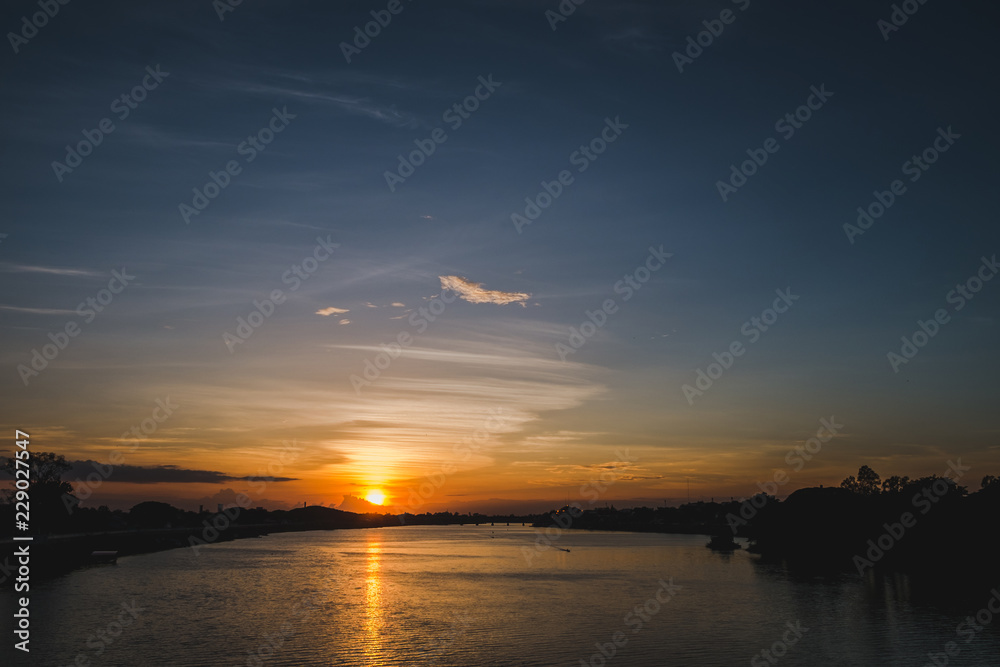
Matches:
[6,526,1000,666]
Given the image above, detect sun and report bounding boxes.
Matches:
[365,490,386,506]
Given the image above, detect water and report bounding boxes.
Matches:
[5,526,1000,666]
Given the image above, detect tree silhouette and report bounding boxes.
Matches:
[840,475,859,493]
[856,465,881,495]
[0,451,77,530]
[881,475,910,493]
[840,465,881,495]
[982,475,999,490]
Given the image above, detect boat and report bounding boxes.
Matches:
[706,535,741,551]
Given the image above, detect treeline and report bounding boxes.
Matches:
[534,465,1000,586]
[747,465,1000,581]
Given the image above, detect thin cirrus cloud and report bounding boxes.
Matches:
[316,307,350,316]
[323,338,605,481]
[218,80,419,128]
[0,263,101,277]
[0,305,78,315]
[439,276,531,305]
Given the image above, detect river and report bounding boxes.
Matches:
[5,526,999,666]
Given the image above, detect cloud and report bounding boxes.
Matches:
[337,494,386,513]
[218,80,419,128]
[66,461,298,484]
[439,276,531,305]
[0,305,79,315]
[391,302,405,307]
[316,306,349,316]
[0,263,100,277]
[339,318,351,325]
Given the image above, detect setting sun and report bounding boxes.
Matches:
[365,490,386,506]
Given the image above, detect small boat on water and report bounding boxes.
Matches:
[706,535,741,551]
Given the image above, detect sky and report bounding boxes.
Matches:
[1,0,998,514]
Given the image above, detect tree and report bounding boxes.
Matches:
[0,452,77,531]
[882,475,910,493]
[0,451,73,496]
[856,465,881,495]
[982,475,999,490]
[840,466,881,495]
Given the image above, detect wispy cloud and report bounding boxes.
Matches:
[220,80,419,127]
[439,276,531,305]
[316,306,350,316]
[0,305,78,315]
[322,336,605,480]
[0,263,100,277]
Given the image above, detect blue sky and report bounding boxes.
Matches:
[1,0,998,512]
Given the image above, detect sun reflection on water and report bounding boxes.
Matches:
[363,539,383,661]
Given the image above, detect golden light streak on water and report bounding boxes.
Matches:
[363,538,384,661]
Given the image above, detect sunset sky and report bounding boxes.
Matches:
[2,0,998,514]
